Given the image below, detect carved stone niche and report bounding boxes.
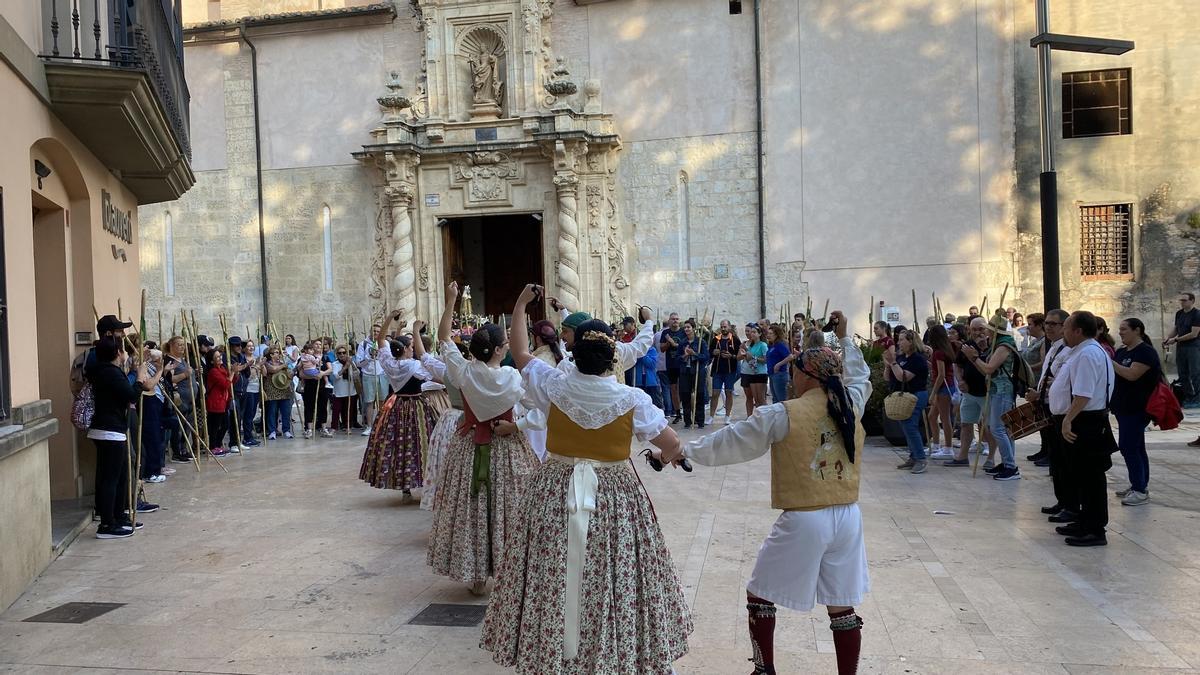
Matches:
[450,150,525,207]
[457,25,508,121]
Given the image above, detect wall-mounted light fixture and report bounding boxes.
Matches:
[34,160,52,189]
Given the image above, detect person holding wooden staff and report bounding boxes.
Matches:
[677,320,711,429]
[959,313,1023,481]
[261,345,295,440]
[355,322,389,436]
[164,336,197,464]
[663,311,869,675]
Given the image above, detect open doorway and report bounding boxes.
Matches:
[441,213,545,322]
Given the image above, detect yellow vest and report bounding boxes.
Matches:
[771,389,863,511]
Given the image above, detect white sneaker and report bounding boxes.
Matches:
[238,444,251,452]
[284,431,294,439]
[361,428,371,437]
[930,448,955,460]
[268,432,277,441]
[319,428,333,438]
[1121,491,1150,506]
[146,474,166,483]
[303,429,313,439]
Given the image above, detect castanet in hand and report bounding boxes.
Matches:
[641,448,692,473]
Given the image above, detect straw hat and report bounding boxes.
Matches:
[985,310,1013,336]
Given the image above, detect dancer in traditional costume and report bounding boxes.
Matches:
[426,284,539,594]
[482,284,692,675]
[519,319,564,462]
[358,310,437,503]
[658,311,870,675]
[417,339,461,511]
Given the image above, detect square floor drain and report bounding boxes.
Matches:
[407,603,486,627]
[22,602,125,624]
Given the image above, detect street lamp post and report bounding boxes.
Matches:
[1030,0,1133,312]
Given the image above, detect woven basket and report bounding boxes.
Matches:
[883,392,918,420]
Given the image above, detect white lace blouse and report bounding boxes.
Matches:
[521,358,668,442]
[440,340,526,421]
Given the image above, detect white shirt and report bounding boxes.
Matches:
[1048,339,1114,415]
[557,308,654,375]
[355,338,383,376]
[419,353,447,392]
[521,357,666,442]
[440,339,526,421]
[685,337,870,465]
[1036,339,1073,391]
[378,350,426,391]
[329,360,357,398]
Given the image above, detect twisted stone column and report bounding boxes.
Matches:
[554,172,582,312]
[386,184,417,318]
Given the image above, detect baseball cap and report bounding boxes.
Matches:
[562,311,592,330]
[229,336,244,347]
[96,315,133,334]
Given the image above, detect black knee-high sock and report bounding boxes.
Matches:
[747,593,776,674]
[829,608,863,675]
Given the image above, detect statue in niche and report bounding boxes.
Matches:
[469,51,503,106]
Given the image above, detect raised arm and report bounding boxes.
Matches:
[411,320,427,360]
[437,282,459,346]
[510,283,542,370]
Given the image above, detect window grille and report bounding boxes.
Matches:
[1063,68,1132,138]
[1079,203,1132,278]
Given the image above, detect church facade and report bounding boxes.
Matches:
[139,0,1198,339]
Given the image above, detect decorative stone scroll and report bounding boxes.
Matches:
[451,151,522,206]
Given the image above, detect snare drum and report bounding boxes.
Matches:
[1001,401,1051,440]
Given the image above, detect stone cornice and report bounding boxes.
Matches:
[183,3,397,37]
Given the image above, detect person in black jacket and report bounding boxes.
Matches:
[86,337,167,539]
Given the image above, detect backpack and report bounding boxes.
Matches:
[1000,344,1036,398]
[70,348,95,430]
[71,382,95,430]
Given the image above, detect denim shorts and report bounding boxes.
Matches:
[960,393,986,424]
[712,371,739,391]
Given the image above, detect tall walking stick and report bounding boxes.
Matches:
[219,314,242,449]
[191,310,211,451]
[250,324,268,442]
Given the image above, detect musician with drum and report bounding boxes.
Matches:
[1026,309,1076,522]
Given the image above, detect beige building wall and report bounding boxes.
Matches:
[1,16,147,609]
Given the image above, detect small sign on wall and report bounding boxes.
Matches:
[425,194,441,207]
[75,332,93,346]
[713,264,730,279]
[474,127,498,141]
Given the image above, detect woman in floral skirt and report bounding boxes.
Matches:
[358,310,437,503]
[481,284,692,675]
[427,282,539,594]
[417,339,465,512]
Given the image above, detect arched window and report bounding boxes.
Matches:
[322,205,334,290]
[164,212,175,297]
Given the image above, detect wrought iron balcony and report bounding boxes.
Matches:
[39,0,194,203]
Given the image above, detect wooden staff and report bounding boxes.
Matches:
[1159,288,1168,363]
[171,316,177,339]
[307,317,313,342]
[821,299,829,323]
[177,311,203,472]
[219,314,242,449]
[979,294,989,318]
[869,295,874,329]
[162,391,227,472]
[133,290,147,506]
[191,310,211,451]
[972,282,1009,478]
[911,289,919,331]
[250,323,268,443]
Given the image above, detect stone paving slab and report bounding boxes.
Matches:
[3,413,1200,674]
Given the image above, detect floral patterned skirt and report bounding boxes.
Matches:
[420,409,463,511]
[427,430,537,583]
[424,389,452,417]
[358,394,437,491]
[480,459,692,674]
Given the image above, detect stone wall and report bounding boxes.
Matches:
[621,133,764,327]
[1012,0,1200,337]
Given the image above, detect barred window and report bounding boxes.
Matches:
[1079,204,1132,279]
[1063,68,1131,138]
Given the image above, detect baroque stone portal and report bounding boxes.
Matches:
[355,0,629,324]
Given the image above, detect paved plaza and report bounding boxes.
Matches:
[3,416,1200,674]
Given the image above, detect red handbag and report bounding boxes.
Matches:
[1146,379,1183,430]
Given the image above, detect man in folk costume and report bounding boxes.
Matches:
[548,297,655,377]
[657,311,870,675]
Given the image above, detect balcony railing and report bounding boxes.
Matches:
[41,0,191,161]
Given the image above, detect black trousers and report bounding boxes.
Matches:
[92,438,130,527]
[1048,415,1078,512]
[679,369,708,426]
[1064,410,1114,536]
[207,411,229,449]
